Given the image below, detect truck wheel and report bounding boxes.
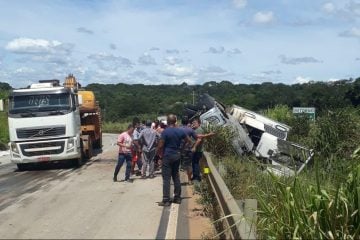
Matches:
[74,140,84,168]
[17,163,28,171]
[94,136,102,149]
[86,139,93,160]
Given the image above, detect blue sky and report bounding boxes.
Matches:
[0,0,359,87]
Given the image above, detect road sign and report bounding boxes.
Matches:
[292,107,316,121]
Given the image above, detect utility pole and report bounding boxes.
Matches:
[192,90,195,105]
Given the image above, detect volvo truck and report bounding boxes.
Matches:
[8,75,101,170]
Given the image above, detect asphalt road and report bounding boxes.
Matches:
[0,133,168,239]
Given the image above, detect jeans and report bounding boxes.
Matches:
[192,152,203,181]
[162,153,181,202]
[142,149,156,176]
[114,153,132,180]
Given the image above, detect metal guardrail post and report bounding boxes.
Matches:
[203,152,257,239]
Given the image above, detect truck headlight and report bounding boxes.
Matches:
[67,138,74,149]
[10,142,19,154]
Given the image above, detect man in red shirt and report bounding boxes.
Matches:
[113,124,134,182]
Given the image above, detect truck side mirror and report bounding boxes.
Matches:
[0,99,4,112]
[78,95,83,106]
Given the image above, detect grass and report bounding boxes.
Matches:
[0,111,9,150]
[102,121,130,133]
[256,160,360,239]
[201,107,360,239]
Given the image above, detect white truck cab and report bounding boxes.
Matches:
[8,80,82,170]
[190,94,313,176]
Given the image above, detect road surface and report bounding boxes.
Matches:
[0,133,214,239]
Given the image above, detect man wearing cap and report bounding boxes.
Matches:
[139,120,159,178]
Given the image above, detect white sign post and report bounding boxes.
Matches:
[0,99,4,112]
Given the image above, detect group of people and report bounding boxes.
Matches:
[113,117,159,182]
[113,114,214,207]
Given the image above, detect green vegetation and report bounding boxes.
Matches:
[102,121,130,133]
[85,77,360,122]
[206,107,360,239]
[0,82,10,150]
[0,112,8,150]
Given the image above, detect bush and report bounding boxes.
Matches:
[0,112,9,149]
[102,121,130,133]
[203,125,237,158]
[255,162,360,239]
[205,105,360,239]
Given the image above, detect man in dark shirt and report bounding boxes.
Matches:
[156,114,191,206]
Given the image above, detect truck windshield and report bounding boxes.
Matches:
[9,93,71,115]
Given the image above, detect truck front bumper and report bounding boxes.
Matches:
[10,137,81,164]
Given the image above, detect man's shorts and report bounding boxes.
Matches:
[181,151,192,170]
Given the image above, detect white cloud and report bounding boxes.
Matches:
[279,55,322,65]
[262,70,282,75]
[88,52,133,69]
[5,38,72,54]
[322,2,335,13]
[200,66,227,74]
[339,27,360,38]
[344,1,360,18]
[150,47,160,51]
[233,0,247,9]
[138,53,157,65]
[77,27,94,35]
[207,46,225,54]
[161,65,195,77]
[14,67,35,74]
[109,43,117,50]
[295,76,312,84]
[31,55,71,65]
[166,49,180,54]
[227,48,242,55]
[253,11,275,24]
[164,56,183,65]
[93,69,119,81]
[327,78,340,82]
[128,71,158,84]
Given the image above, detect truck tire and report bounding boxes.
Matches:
[74,140,84,168]
[17,163,28,171]
[94,136,102,149]
[86,139,93,159]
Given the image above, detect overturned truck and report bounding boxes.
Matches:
[184,94,314,176]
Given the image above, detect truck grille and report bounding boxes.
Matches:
[16,126,66,139]
[20,141,65,157]
[264,125,286,140]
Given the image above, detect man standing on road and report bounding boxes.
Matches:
[139,120,159,178]
[113,124,134,183]
[157,114,191,206]
[132,117,143,176]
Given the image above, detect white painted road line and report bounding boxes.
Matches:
[165,203,180,239]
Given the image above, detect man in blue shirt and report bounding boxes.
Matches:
[156,114,191,206]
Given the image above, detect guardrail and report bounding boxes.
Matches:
[203,152,257,239]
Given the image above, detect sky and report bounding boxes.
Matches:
[0,0,360,88]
